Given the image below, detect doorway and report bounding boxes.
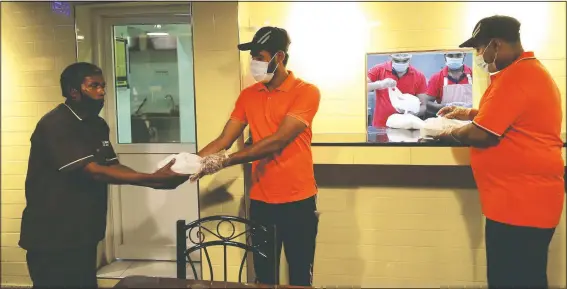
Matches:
[75,2,200,278]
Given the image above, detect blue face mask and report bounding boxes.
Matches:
[392,62,409,73]
[446,57,464,70]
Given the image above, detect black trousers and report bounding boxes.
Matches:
[249,195,319,287]
[485,218,555,289]
[26,245,99,289]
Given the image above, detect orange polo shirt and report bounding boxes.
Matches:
[230,71,320,204]
[471,52,565,229]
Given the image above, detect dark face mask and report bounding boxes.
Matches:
[79,90,105,116]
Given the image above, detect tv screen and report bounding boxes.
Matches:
[366,50,475,143]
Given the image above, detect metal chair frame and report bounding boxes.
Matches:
[176,215,276,283]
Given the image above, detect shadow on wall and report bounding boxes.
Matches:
[200,181,236,212]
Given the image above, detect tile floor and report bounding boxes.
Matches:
[97,260,201,279]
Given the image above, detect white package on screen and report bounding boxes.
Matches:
[388,87,420,114]
[386,113,425,130]
[386,128,421,142]
[420,117,471,138]
[157,152,202,174]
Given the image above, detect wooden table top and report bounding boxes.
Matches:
[113,276,312,288]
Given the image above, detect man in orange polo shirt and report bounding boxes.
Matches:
[424,52,473,118]
[189,27,320,286]
[435,16,564,288]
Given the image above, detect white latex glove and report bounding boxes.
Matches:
[432,127,461,143]
[437,106,473,120]
[367,78,397,91]
[382,78,397,88]
[189,150,229,183]
[429,127,448,138]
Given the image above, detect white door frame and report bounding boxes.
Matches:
[89,3,200,261]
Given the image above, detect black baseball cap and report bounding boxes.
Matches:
[459,15,521,48]
[237,26,291,53]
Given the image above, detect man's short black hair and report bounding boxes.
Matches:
[60,62,103,99]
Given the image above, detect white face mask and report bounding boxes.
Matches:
[475,40,498,73]
[446,57,464,70]
[392,62,409,73]
[250,53,279,83]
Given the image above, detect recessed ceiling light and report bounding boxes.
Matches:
[147,32,169,36]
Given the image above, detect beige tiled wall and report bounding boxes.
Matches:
[1,2,77,285]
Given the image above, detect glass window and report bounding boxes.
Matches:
[113,24,196,144]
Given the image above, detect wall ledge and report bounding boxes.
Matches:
[311,146,567,166]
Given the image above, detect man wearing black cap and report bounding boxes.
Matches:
[190,27,321,286]
[436,15,564,289]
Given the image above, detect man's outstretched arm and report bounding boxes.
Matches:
[224,116,307,167]
[197,119,248,157]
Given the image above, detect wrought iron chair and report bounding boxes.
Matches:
[176,215,275,283]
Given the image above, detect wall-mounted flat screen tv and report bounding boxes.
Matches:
[366,49,475,143]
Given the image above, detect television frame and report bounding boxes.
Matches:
[364,48,476,130]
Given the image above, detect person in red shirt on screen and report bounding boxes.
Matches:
[424,52,474,118]
[367,53,428,127]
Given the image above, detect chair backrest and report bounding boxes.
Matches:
[176,215,273,283]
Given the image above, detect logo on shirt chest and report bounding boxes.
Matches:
[102,140,110,147]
